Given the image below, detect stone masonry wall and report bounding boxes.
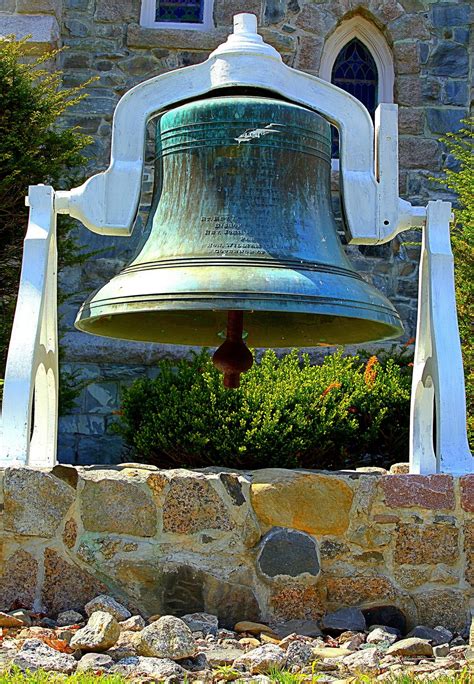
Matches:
[0,466,473,632]
[0,1,472,463]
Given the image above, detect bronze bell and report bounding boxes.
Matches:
[76,95,403,386]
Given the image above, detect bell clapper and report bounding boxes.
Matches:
[212,311,253,388]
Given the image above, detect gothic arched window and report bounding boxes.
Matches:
[331,38,378,157]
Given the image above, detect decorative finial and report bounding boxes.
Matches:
[210,12,281,60]
[233,13,258,35]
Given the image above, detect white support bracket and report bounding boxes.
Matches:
[0,185,58,467]
[410,201,472,474]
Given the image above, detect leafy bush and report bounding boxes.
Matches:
[116,348,412,470]
[0,36,92,379]
[438,118,473,441]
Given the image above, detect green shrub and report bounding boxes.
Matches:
[116,348,412,470]
[0,36,92,382]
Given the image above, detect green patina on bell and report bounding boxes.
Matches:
[76,95,403,385]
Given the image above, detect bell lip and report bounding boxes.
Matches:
[75,295,404,347]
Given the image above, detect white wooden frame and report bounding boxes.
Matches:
[0,14,471,473]
[140,0,214,31]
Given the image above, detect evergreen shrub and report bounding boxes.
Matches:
[0,36,92,383]
[116,348,412,470]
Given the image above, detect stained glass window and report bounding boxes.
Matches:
[156,0,204,23]
[331,38,378,157]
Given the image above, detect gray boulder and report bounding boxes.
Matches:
[234,644,287,674]
[136,615,197,659]
[13,639,77,674]
[112,655,185,679]
[181,612,219,636]
[70,611,120,652]
[85,595,131,622]
[77,653,114,672]
[321,608,366,634]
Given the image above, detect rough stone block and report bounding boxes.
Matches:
[388,14,430,41]
[414,589,469,632]
[4,468,75,537]
[95,0,140,23]
[0,14,60,52]
[395,76,422,106]
[265,0,290,25]
[16,0,62,15]
[162,474,231,534]
[460,475,474,512]
[295,4,335,35]
[251,470,353,535]
[426,108,467,134]
[0,549,38,611]
[42,548,108,614]
[270,584,325,621]
[464,522,474,586]
[432,4,471,27]
[380,474,455,509]
[398,107,424,135]
[393,41,420,75]
[325,576,396,605]
[296,34,323,72]
[80,473,157,536]
[257,528,320,579]
[443,80,469,106]
[214,0,262,26]
[394,523,459,564]
[428,42,468,77]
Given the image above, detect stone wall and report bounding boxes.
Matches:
[1,0,471,463]
[0,466,472,632]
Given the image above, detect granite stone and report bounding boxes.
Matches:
[257,527,320,579]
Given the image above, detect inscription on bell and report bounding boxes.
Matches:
[200,215,266,255]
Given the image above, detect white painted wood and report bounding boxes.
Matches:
[319,15,395,104]
[0,185,58,467]
[140,0,214,31]
[410,201,473,474]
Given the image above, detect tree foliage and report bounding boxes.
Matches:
[0,36,92,376]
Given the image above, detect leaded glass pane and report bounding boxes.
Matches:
[156,0,204,23]
[331,38,378,158]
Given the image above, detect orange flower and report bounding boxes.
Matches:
[403,337,416,347]
[321,381,342,397]
[364,355,378,386]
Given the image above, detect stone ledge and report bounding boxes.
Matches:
[0,465,471,631]
[0,13,60,53]
[126,23,295,54]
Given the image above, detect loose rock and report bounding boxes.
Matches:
[0,612,24,628]
[182,612,219,636]
[56,610,84,627]
[408,625,453,646]
[271,620,323,639]
[367,626,400,645]
[70,610,120,652]
[386,637,433,657]
[343,648,381,674]
[112,655,186,679]
[234,643,287,674]
[321,607,366,634]
[76,653,114,672]
[205,646,245,666]
[13,638,77,674]
[120,615,146,631]
[285,640,314,667]
[84,595,131,622]
[234,621,276,636]
[433,643,450,657]
[137,615,197,659]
